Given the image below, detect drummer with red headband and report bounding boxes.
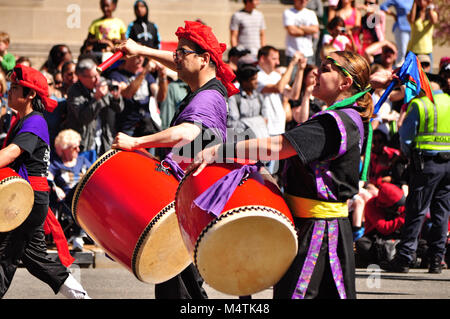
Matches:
[0,65,90,299]
[112,21,239,299]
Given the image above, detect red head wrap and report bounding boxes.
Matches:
[376,183,406,208]
[9,64,58,112]
[175,21,239,97]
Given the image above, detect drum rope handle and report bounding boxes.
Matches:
[155,160,171,176]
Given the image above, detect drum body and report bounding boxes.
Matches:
[0,167,34,232]
[175,162,298,296]
[72,149,191,283]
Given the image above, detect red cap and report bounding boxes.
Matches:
[376,183,405,208]
[175,21,239,97]
[10,64,58,112]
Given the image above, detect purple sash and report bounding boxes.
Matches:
[292,219,347,299]
[292,108,363,299]
[309,108,364,200]
[193,162,263,217]
[163,89,228,182]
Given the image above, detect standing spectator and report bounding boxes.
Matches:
[332,0,362,54]
[227,63,269,140]
[86,0,127,63]
[256,46,304,175]
[380,0,414,66]
[382,68,450,274]
[64,58,124,159]
[108,55,167,137]
[0,31,15,73]
[407,0,438,67]
[256,46,303,138]
[230,0,266,59]
[127,0,161,49]
[283,0,320,65]
[360,0,386,53]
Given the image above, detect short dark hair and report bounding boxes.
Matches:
[236,63,259,83]
[327,17,345,30]
[257,45,278,60]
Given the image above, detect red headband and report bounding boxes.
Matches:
[10,65,58,112]
[175,21,239,97]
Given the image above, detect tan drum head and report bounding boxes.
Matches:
[133,202,192,284]
[195,206,298,296]
[0,177,34,232]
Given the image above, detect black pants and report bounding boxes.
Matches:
[0,203,69,298]
[154,263,208,299]
[396,158,450,263]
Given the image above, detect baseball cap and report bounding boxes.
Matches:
[9,64,58,112]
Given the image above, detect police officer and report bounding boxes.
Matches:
[382,67,450,274]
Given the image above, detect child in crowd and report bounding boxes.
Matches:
[0,31,16,73]
[126,0,161,49]
[323,17,357,52]
[86,0,126,61]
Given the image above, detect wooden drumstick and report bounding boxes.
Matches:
[96,51,124,73]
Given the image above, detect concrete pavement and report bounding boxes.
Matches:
[3,245,450,299]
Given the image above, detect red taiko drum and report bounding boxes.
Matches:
[175,162,298,296]
[0,167,34,232]
[72,149,191,283]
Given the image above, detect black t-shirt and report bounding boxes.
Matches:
[169,78,228,158]
[283,110,362,202]
[8,112,50,204]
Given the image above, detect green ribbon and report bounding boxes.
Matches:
[324,90,373,182]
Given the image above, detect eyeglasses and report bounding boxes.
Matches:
[173,48,199,59]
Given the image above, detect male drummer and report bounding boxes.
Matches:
[112,21,238,299]
[0,65,90,299]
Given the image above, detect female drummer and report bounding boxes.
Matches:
[192,50,374,299]
[0,65,90,299]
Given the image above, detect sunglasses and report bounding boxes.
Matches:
[173,48,199,59]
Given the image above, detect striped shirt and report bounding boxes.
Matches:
[230,9,266,57]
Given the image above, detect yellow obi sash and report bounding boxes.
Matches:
[284,194,348,219]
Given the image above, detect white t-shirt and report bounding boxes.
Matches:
[256,67,286,135]
[283,7,319,58]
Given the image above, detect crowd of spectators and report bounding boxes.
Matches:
[0,0,447,267]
